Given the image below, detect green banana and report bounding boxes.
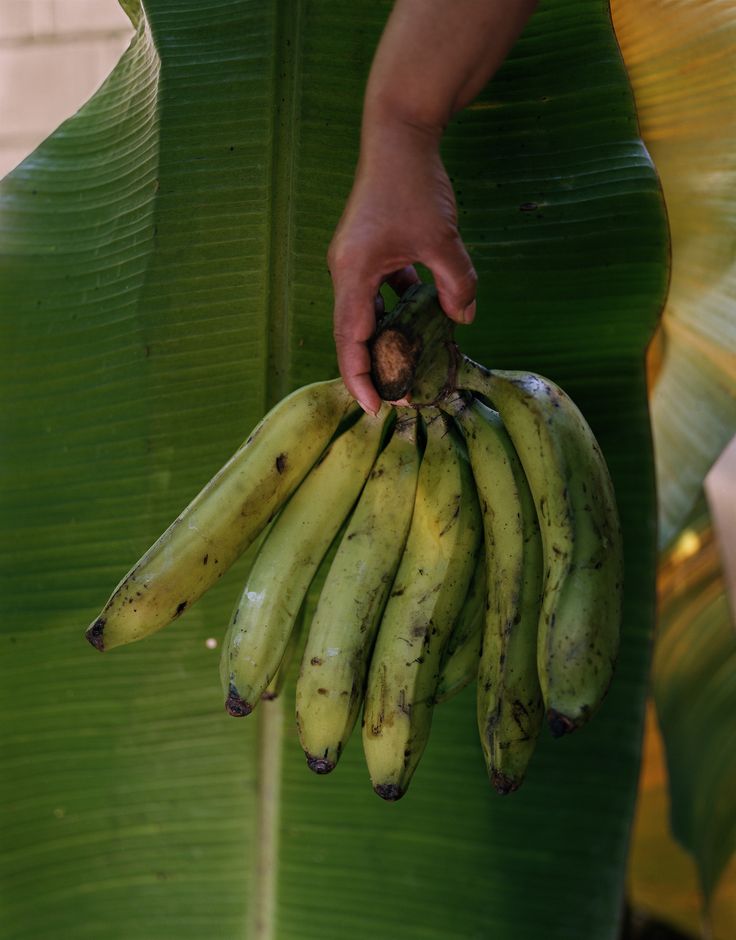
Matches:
[260,521,346,703]
[295,411,421,774]
[86,378,355,652]
[362,410,481,801]
[221,406,390,717]
[457,358,623,735]
[434,547,485,705]
[240,521,347,702]
[261,603,306,703]
[446,394,544,792]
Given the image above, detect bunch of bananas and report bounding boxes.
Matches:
[85,286,622,800]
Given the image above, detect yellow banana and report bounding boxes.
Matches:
[295,411,421,774]
[221,406,390,717]
[260,520,346,703]
[434,547,485,705]
[457,358,623,735]
[362,410,481,800]
[446,394,544,792]
[86,378,355,652]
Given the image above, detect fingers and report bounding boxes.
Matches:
[385,265,420,297]
[332,282,382,416]
[329,242,475,415]
[426,237,477,325]
[333,268,420,414]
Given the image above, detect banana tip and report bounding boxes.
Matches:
[225,686,253,717]
[491,771,521,795]
[85,618,106,652]
[306,755,335,775]
[374,783,405,802]
[547,708,578,738]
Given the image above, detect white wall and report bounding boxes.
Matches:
[0,0,134,178]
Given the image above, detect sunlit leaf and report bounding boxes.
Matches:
[612,0,736,549]
[627,703,736,940]
[652,501,736,903]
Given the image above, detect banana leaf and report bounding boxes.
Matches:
[627,704,736,940]
[654,504,736,903]
[627,500,736,938]
[611,0,736,549]
[613,2,736,925]
[0,1,669,938]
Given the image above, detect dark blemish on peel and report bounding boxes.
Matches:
[226,686,252,717]
[375,783,404,802]
[275,453,287,474]
[86,618,106,652]
[175,601,188,617]
[307,755,335,775]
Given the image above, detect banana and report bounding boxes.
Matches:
[362,410,481,800]
[295,411,421,774]
[445,394,544,792]
[221,405,391,717]
[260,521,346,703]
[434,547,485,705]
[86,378,355,652]
[261,603,306,703]
[456,358,623,735]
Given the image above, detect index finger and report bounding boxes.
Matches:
[332,280,382,416]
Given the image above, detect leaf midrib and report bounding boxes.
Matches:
[253,4,305,939]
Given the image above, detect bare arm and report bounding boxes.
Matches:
[328,0,538,413]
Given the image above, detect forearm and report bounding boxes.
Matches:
[363,0,538,143]
[329,0,537,413]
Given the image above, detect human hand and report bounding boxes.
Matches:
[328,122,477,415]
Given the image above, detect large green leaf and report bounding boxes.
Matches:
[0,1,668,938]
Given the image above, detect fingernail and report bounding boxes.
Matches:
[461,300,476,324]
[358,399,379,417]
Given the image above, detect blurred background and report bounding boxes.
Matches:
[0,0,132,177]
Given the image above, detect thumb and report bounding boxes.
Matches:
[426,237,477,325]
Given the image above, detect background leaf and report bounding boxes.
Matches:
[1,1,668,938]
[627,703,736,940]
[613,3,736,926]
[611,0,736,549]
[653,502,736,903]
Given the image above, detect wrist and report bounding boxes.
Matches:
[359,100,444,170]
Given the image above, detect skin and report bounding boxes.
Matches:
[328,0,539,414]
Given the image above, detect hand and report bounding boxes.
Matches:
[328,122,477,414]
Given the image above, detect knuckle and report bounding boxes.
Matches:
[327,240,355,276]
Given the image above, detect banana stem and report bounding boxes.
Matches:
[369,284,458,404]
[455,354,495,399]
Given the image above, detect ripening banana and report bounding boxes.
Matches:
[85,378,355,652]
[295,411,421,774]
[457,358,623,735]
[446,394,544,792]
[221,405,391,717]
[362,410,481,801]
[261,603,306,703]
[434,546,485,705]
[261,520,347,703]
